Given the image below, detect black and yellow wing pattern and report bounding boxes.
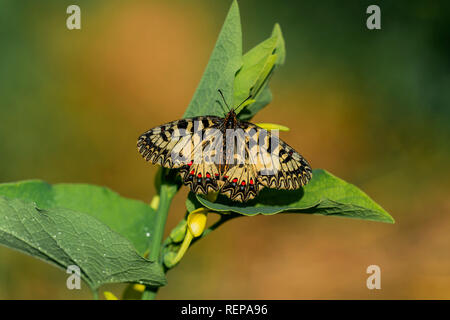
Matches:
[137,113,312,202]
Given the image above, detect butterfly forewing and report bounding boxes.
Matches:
[137,117,221,168]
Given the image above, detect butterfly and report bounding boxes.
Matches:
[137,91,312,202]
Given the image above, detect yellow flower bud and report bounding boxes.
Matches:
[133,284,146,292]
[163,208,210,269]
[187,210,208,237]
[150,195,160,210]
[104,291,119,300]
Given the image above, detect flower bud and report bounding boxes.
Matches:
[187,210,208,237]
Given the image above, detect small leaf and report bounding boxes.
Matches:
[256,122,290,131]
[0,196,166,290]
[195,169,394,223]
[234,23,285,120]
[0,180,155,255]
[169,219,188,243]
[183,0,242,118]
[186,191,204,213]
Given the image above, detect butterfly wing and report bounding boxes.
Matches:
[138,117,312,202]
[219,126,264,202]
[137,116,223,194]
[137,117,220,167]
[255,127,312,190]
[178,126,224,195]
[219,122,312,201]
[220,163,263,202]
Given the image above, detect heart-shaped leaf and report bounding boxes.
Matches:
[0,196,166,291]
[0,180,155,255]
[192,169,394,223]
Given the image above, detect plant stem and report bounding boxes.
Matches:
[142,285,158,300]
[148,185,172,262]
[142,182,177,300]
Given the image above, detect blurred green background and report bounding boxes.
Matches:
[1,0,449,299]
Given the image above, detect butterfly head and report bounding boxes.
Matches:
[224,109,238,129]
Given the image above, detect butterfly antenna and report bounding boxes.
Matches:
[237,94,252,108]
[218,89,231,112]
[233,93,254,115]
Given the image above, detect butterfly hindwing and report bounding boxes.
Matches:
[220,164,263,202]
[179,162,220,195]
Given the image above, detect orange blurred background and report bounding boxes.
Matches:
[0,0,449,299]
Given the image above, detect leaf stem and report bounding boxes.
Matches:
[192,213,237,245]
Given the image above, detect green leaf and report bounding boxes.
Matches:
[0,180,155,255]
[195,169,394,223]
[185,191,204,214]
[181,3,284,121]
[183,0,242,118]
[234,23,286,120]
[0,196,166,290]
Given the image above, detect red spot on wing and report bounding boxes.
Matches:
[250,179,254,185]
[190,170,195,175]
[232,178,238,183]
[241,181,246,186]
[197,173,202,178]
[206,173,211,178]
